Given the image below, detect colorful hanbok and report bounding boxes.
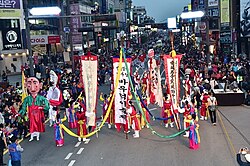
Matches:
[68,106,77,128]
[54,116,67,146]
[189,120,200,150]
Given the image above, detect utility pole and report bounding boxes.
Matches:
[205,0,210,62]
[24,0,34,76]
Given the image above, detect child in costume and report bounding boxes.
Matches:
[54,113,67,147]
[188,114,200,150]
[67,100,77,129]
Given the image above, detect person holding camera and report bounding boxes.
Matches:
[237,147,250,165]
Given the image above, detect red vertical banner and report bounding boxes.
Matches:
[113,56,132,126]
[163,54,182,108]
[80,52,98,127]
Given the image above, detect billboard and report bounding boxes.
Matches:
[220,0,230,23]
[0,0,22,17]
[2,27,22,50]
[168,17,177,29]
[208,0,218,7]
[70,4,82,44]
[240,0,250,37]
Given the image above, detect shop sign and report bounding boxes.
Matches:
[2,27,22,50]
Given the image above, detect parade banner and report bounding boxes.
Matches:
[147,49,162,106]
[163,54,182,108]
[113,56,132,125]
[80,52,98,127]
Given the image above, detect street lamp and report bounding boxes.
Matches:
[29,6,61,16]
[180,11,204,19]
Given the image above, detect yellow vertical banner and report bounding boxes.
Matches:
[21,71,27,102]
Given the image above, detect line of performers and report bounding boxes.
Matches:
[18,73,203,149]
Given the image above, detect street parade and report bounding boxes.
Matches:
[1,0,250,166]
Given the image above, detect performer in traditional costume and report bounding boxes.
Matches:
[140,95,150,129]
[127,101,140,138]
[188,114,200,150]
[75,103,88,142]
[100,92,114,129]
[63,88,71,115]
[162,94,174,128]
[54,113,67,146]
[183,75,192,96]
[67,100,77,128]
[183,100,191,137]
[200,90,209,120]
[19,77,50,142]
[47,70,63,127]
[141,72,148,96]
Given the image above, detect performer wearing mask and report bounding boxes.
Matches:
[47,70,63,127]
[19,77,50,142]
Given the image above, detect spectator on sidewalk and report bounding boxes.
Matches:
[237,147,250,166]
[8,136,23,166]
[207,92,217,126]
[0,123,7,166]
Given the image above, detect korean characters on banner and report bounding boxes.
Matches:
[163,54,182,109]
[113,57,132,125]
[147,49,163,107]
[80,53,98,127]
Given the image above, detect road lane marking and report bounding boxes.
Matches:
[84,139,90,144]
[65,153,73,160]
[218,111,236,155]
[77,148,84,154]
[75,142,81,147]
[68,160,76,166]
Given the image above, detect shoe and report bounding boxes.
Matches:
[200,117,204,120]
[29,138,33,142]
[213,123,216,126]
[108,124,112,129]
[165,124,169,128]
[78,137,81,142]
[37,137,39,141]
[170,122,174,128]
[124,130,130,134]
[204,117,207,120]
[146,124,149,128]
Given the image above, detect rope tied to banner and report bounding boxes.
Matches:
[122,48,189,139]
[61,48,124,138]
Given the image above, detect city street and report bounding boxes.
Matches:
[3,82,250,166]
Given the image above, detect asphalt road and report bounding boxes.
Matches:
[3,79,250,166]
